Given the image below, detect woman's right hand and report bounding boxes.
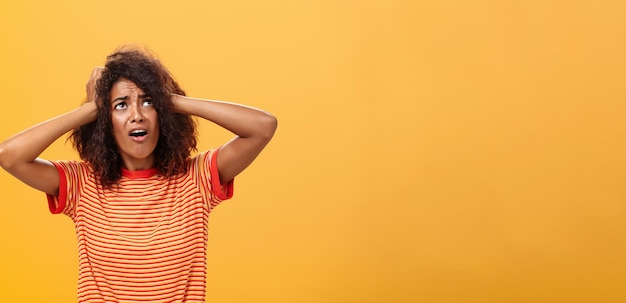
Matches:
[0,66,107,196]
[86,66,104,105]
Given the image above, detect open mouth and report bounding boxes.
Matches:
[129,129,148,137]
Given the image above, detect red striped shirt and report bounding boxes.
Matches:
[47,149,233,302]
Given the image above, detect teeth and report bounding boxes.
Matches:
[130,130,147,137]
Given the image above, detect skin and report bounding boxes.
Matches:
[0,67,277,196]
[109,79,159,171]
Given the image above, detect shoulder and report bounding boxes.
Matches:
[51,160,92,173]
[187,150,218,167]
[50,160,94,185]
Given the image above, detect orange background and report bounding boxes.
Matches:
[1,1,626,302]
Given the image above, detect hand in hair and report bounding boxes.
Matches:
[86,66,104,106]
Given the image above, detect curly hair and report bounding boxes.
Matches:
[70,47,197,188]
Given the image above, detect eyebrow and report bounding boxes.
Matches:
[111,96,129,103]
[111,94,150,103]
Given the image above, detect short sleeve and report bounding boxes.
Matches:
[192,148,234,210]
[46,160,88,218]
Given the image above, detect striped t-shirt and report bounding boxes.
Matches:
[46,149,233,302]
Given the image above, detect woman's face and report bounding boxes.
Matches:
[109,78,160,170]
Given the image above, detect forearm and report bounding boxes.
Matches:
[170,94,277,183]
[0,102,97,168]
[171,94,277,139]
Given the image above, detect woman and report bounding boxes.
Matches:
[0,48,277,302]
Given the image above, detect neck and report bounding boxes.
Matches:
[121,156,155,171]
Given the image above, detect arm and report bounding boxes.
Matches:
[0,103,98,196]
[170,95,277,184]
[0,67,101,196]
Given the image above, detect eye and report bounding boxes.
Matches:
[143,99,154,107]
[113,102,127,110]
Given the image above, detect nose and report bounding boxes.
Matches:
[129,103,145,123]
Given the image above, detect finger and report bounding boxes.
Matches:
[91,66,104,79]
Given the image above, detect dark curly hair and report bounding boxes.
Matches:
[70,47,197,188]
